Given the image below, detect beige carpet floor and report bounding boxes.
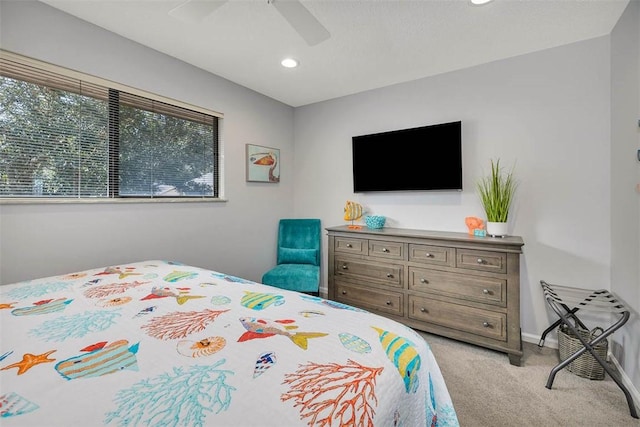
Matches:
[418,331,640,427]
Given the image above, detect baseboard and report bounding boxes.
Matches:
[522,331,558,349]
[523,332,640,410]
[609,353,640,410]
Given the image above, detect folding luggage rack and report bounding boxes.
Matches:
[539,280,638,419]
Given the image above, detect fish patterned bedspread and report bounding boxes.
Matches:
[0,260,459,426]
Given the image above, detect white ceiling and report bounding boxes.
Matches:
[40,0,629,107]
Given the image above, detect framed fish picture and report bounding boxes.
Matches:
[246,144,280,183]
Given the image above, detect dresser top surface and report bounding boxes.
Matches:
[326,225,524,248]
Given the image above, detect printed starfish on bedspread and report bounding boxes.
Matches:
[1,350,57,375]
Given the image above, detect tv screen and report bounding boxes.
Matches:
[352,121,462,192]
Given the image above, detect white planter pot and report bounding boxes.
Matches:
[486,221,508,237]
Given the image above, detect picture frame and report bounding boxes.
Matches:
[246,144,280,183]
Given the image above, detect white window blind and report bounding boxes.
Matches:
[0,51,221,200]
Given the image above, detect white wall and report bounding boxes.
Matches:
[610,0,640,396]
[0,1,294,284]
[293,37,613,342]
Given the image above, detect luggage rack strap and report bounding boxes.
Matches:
[540,280,628,314]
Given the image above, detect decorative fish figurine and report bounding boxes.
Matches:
[338,332,372,354]
[11,298,72,316]
[163,270,198,283]
[344,200,363,221]
[372,327,421,393]
[241,291,285,310]
[253,351,277,378]
[55,340,139,380]
[237,317,327,350]
[176,336,226,358]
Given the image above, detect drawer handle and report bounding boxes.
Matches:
[385,301,392,306]
[346,243,352,248]
[420,278,428,284]
[386,273,393,278]
[420,307,427,313]
[341,290,347,295]
[477,258,485,264]
[342,264,348,270]
[482,321,491,328]
[382,247,389,253]
[425,252,432,258]
[482,289,490,295]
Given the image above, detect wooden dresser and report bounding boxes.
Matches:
[326,225,525,366]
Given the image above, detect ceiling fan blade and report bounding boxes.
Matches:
[169,0,228,23]
[270,0,330,46]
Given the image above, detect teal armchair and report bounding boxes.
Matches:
[261,219,321,295]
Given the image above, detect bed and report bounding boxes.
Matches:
[1,260,459,426]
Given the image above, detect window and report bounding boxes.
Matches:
[0,51,222,200]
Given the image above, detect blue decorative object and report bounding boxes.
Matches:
[365,215,386,229]
[261,219,321,295]
[473,229,487,237]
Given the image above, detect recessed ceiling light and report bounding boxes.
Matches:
[470,0,493,4]
[281,58,299,68]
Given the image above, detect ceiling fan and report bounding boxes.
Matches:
[169,0,330,46]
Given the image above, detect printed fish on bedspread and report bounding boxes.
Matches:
[55,340,139,380]
[11,298,72,316]
[372,327,421,394]
[238,317,328,350]
[240,291,285,310]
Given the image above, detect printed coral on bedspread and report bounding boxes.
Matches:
[281,359,382,426]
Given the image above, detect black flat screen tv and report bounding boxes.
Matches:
[352,121,462,192]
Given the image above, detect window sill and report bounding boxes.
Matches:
[0,197,228,205]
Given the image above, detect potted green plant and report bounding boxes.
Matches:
[477,159,517,237]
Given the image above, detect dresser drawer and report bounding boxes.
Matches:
[369,240,404,260]
[334,237,368,255]
[408,296,506,341]
[409,244,455,267]
[408,267,506,306]
[335,281,404,316]
[334,257,402,287]
[456,249,507,274]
